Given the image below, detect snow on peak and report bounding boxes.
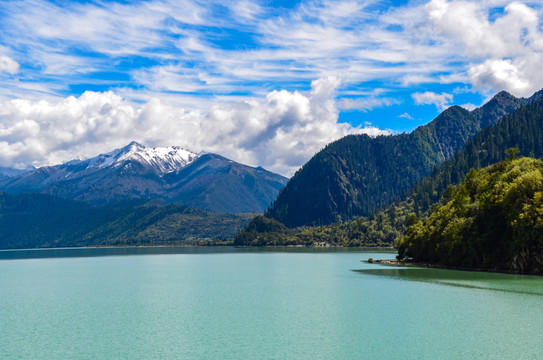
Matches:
[76,142,200,175]
[121,144,200,174]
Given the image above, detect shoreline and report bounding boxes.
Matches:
[1,244,397,251]
[371,259,543,276]
[0,245,396,260]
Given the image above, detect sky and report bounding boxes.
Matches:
[0,0,542,176]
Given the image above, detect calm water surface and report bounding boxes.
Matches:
[1,247,542,359]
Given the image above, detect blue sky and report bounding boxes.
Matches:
[0,0,542,175]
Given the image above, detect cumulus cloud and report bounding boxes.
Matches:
[0,77,389,176]
[425,0,543,97]
[2,0,542,164]
[468,59,531,96]
[0,55,19,75]
[412,91,453,111]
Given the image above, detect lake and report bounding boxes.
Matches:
[1,247,542,359]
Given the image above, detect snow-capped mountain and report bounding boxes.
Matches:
[65,141,200,176]
[0,142,288,213]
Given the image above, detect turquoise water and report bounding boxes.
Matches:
[1,247,542,359]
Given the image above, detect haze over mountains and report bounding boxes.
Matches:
[0,142,288,214]
[0,167,29,180]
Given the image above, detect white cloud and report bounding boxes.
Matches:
[2,0,541,107]
[412,91,454,111]
[337,97,401,111]
[399,112,414,120]
[425,0,543,97]
[459,103,477,111]
[0,0,470,101]
[0,55,19,75]
[0,0,208,81]
[231,0,263,22]
[468,59,531,96]
[0,0,542,164]
[0,77,389,176]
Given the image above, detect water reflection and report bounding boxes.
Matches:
[356,267,543,296]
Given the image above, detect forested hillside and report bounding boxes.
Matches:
[266,91,525,227]
[410,92,543,214]
[0,192,252,249]
[235,90,543,246]
[398,157,543,274]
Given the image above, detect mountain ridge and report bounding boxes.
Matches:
[0,142,288,213]
[265,90,533,227]
[63,141,200,175]
[235,89,543,247]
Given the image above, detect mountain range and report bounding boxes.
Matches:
[0,142,288,213]
[235,88,543,248]
[3,88,543,251]
[265,90,538,227]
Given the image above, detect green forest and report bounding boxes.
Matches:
[236,90,543,252]
[0,193,253,249]
[265,91,525,227]
[398,157,543,274]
